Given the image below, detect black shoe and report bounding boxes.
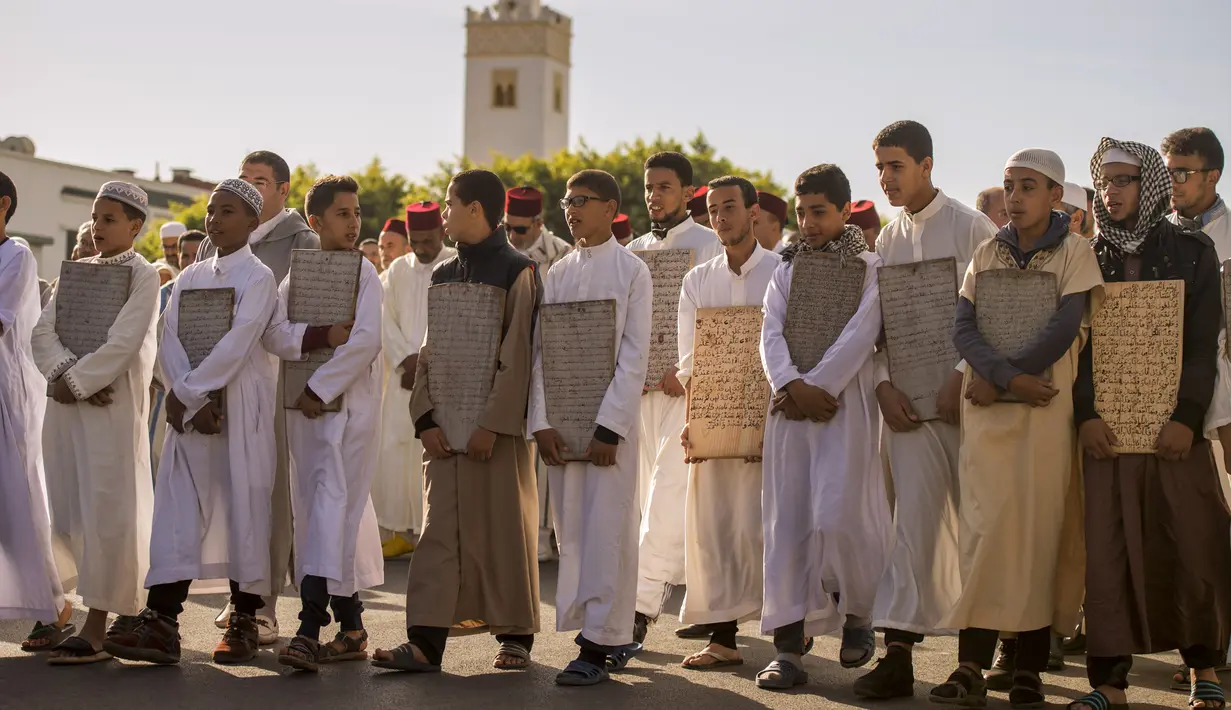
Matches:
[1046,634,1066,672]
[930,666,988,707]
[1008,671,1045,709]
[633,612,652,646]
[674,623,711,639]
[1061,632,1086,656]
[985,640,1016,691]
[854,646,916,700]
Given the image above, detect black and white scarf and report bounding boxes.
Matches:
[780,223,867,263]
[1089,137,1172,255]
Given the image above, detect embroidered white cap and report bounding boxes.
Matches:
[1101,146,1143,167]
[1006,148,1066,186]
[1062,182,1087,211]
[160,221,187,239]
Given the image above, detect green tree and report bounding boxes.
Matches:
[413,132,786,242]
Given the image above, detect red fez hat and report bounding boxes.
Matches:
[687,185,709,218]
[382,218,407,237]
[505,185,543,218]
[757,191,788,225]
[405,201,442,231]
[847,200,880,231]
[612,213,631,241]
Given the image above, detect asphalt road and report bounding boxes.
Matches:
[0,559,1201,709]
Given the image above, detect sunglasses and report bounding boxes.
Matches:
[503,224,531,235]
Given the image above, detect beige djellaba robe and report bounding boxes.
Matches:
[404,267,540,636]
[940,234,1103,634]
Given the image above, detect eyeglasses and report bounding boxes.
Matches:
[1168,168,1212,185]
[503,224,530,235]
[559,195,608,210]
[1094,175,1142,190]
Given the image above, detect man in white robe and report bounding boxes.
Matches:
[105,179,278,667]
[374,201,455,559]
[529,170,652,686]
[855,120,997,699]
[626,152,722,645]
[0,178,71,639]
[677,177,780,668]
[32,181,158,665]
[756,165,890,691]
[263,175,384,670]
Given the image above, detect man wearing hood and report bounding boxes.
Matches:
[198,150,320,644]
[1068,138,1231,710]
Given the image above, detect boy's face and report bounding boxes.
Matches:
[563,186,614,243]
[312,191,362,251]
[1098,162,1143,224]
[795,192,850,249]
[0,196,10,230]
[179,239,201,270]
[442,181,487,245]
[754,212,782,248]
[707,185,755,247]
[875,146,930,208]
[205,191,259,251]
[1003,167,1057,232]
[1165,152,1218,214]
[90,197,142,257]
[644,167,692,223]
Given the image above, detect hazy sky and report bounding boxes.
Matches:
[7,0,1230,218]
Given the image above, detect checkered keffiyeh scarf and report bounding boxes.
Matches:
[781,223,867,263]
[1089,137,1172,255]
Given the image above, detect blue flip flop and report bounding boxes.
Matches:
[840,625,875,669]
[556,659,609,686]
[606,641,643,671]
[756,659,809,690]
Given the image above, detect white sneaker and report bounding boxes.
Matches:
[214,602,233,629]
[255,595,279,646]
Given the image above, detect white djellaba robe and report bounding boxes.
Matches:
[263,258,385,596]
[372,247,455,535]
[759,248,891,636]
[527,236,652,646]
[870,190,997,635]
[1180,206,1231,473]
[626,216,722,617]
[0,238,68,621]
[146,246,278,595]
[677,242,780,626]
[32,249,158,616]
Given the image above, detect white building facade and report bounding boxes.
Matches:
[463,0,572,164]
[0,137,207,281]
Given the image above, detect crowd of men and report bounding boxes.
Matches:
[2,118,1230,707]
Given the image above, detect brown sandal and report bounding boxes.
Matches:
[318,631,368,663]
[278,635,320,672]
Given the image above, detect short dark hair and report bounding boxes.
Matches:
[116,200,146,224]
[794,165,851,208]
[0,170,14,220]
[873,120,934,164]
[241,150,291,183]
[1084,186,1095,203]
[305,174,360,218]
[1161,127,1224,172]
[644,151,694,186]
[566,169,621,213]
[179,229,206,249]
[707,175,757,208]
[452,169,507,231]
[975,186,1002,213]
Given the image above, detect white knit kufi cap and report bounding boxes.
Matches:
[160,221,187,238]
[214,178,263,216]
[97,181,150,218]
[1101,146,1143,167]
[1006,148,1066,186]
[1062,182,1087,210]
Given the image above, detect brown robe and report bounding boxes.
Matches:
[405,267,540,636]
